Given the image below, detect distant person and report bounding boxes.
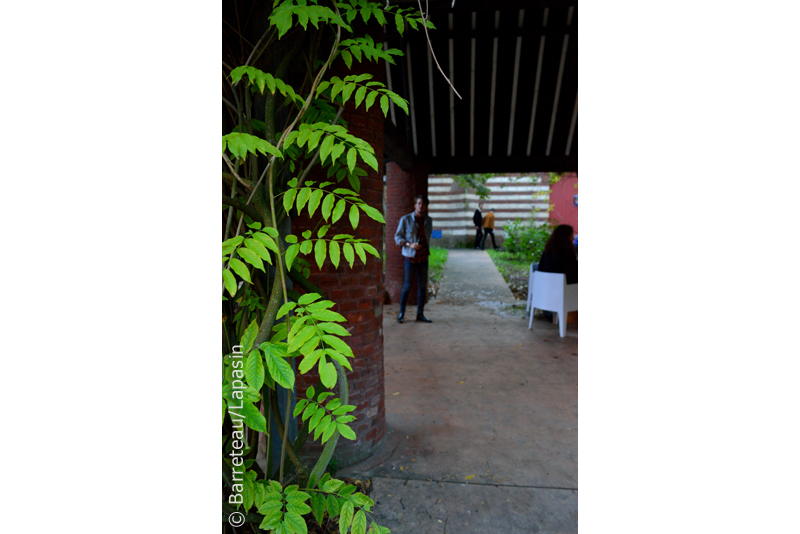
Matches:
[481,208,497,250]
[538,224,578,284]
[394,195,433,324]
[472,202,484,249]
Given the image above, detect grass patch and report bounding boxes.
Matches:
[429,246,448,284]
[486,249,530,300]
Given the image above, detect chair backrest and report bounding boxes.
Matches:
[531,271,567,311]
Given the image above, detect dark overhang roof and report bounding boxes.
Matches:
[383,0,577,174]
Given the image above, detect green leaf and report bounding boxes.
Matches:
[332,198,346,223]
[353,243,367,264]
[309,402,326,431]
[222,397,227,425]
[300,239,313,254]
[365,90,378,112]
[317,322,350,336]
[315,80,331,97]
[330,142,345,162]
[258,507,282,530]
[326,350,353,372]
[337,422,357,440]
[311,492,326,524]
[241,401,267,433]
[317,225,330,238]
[284,512,307,534]
[302,402,317,422]
[323,479,345,493]
[298,292,321,305]
[283,188,297,213]
[314,239,327,270]
[245,349,265,390]
[388,92,409,114]
[329,240,341,268]
[254,232,280,254]
[293,398,308,418]
[223,269,237,296]
[346,147,357,173]
[354,85,367,108]
[341,82,357,103]
[288,325,316,353]
[359,203,385,223]
[222,235,244,255]
[286,490,311,502]
[319,358,337,388]
[380,94,389,117]
[321,417,338,443]
[327,493,342,517]
[245,238,273,264]
[323,335,354,358]
[351,510,367,534]
[342,243,355,268]
[349,204,360,229]
[395,13,404,35]
[299,349,324,374]
[312,309,347,322]
[360,243,381,258]
[284,244,300,271]
[296,187,311,212]
[237,247,265,272]
[266,349,295,389]
[359,149,378,171]
[321,193,335,221]
[241,319,259,353]
[286,501,312,516]
[339,501,355,534]
[341,49,353,68]
[319,135,336,164]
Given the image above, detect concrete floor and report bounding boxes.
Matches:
[340,250,578,533]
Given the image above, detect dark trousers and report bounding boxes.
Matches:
[400,258,428,315]
[474,227,483,248]
[482,228,497,249]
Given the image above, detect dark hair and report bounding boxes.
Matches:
[543,224,575,257]
[415,195,429,205]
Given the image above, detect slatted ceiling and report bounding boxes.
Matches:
[555,37,578,157]
[384,1,577,173]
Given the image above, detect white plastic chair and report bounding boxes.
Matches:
[528,271,578,337]
[525,262,539,315]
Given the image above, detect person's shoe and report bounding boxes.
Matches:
[397,312,405,323]
[416,314,432,323]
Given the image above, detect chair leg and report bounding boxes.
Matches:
[558,309,566,337]
[528,307,534,329]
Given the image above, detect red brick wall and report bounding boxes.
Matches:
[290,58,386,464]
[549,172,578,234]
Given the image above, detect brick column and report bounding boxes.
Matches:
[291,58,386,465]
[384,162,429,305]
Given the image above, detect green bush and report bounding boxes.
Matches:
[503,219,553,263]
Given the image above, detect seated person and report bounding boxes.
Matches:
[537,224,578,321]
[538,224,578,284]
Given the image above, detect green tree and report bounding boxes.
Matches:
[221,1,433,532]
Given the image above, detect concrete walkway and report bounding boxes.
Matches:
[340,250,578,533]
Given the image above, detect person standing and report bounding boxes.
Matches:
[394,195,433,323]
[481,208,498,249]
[472,202,484,249]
